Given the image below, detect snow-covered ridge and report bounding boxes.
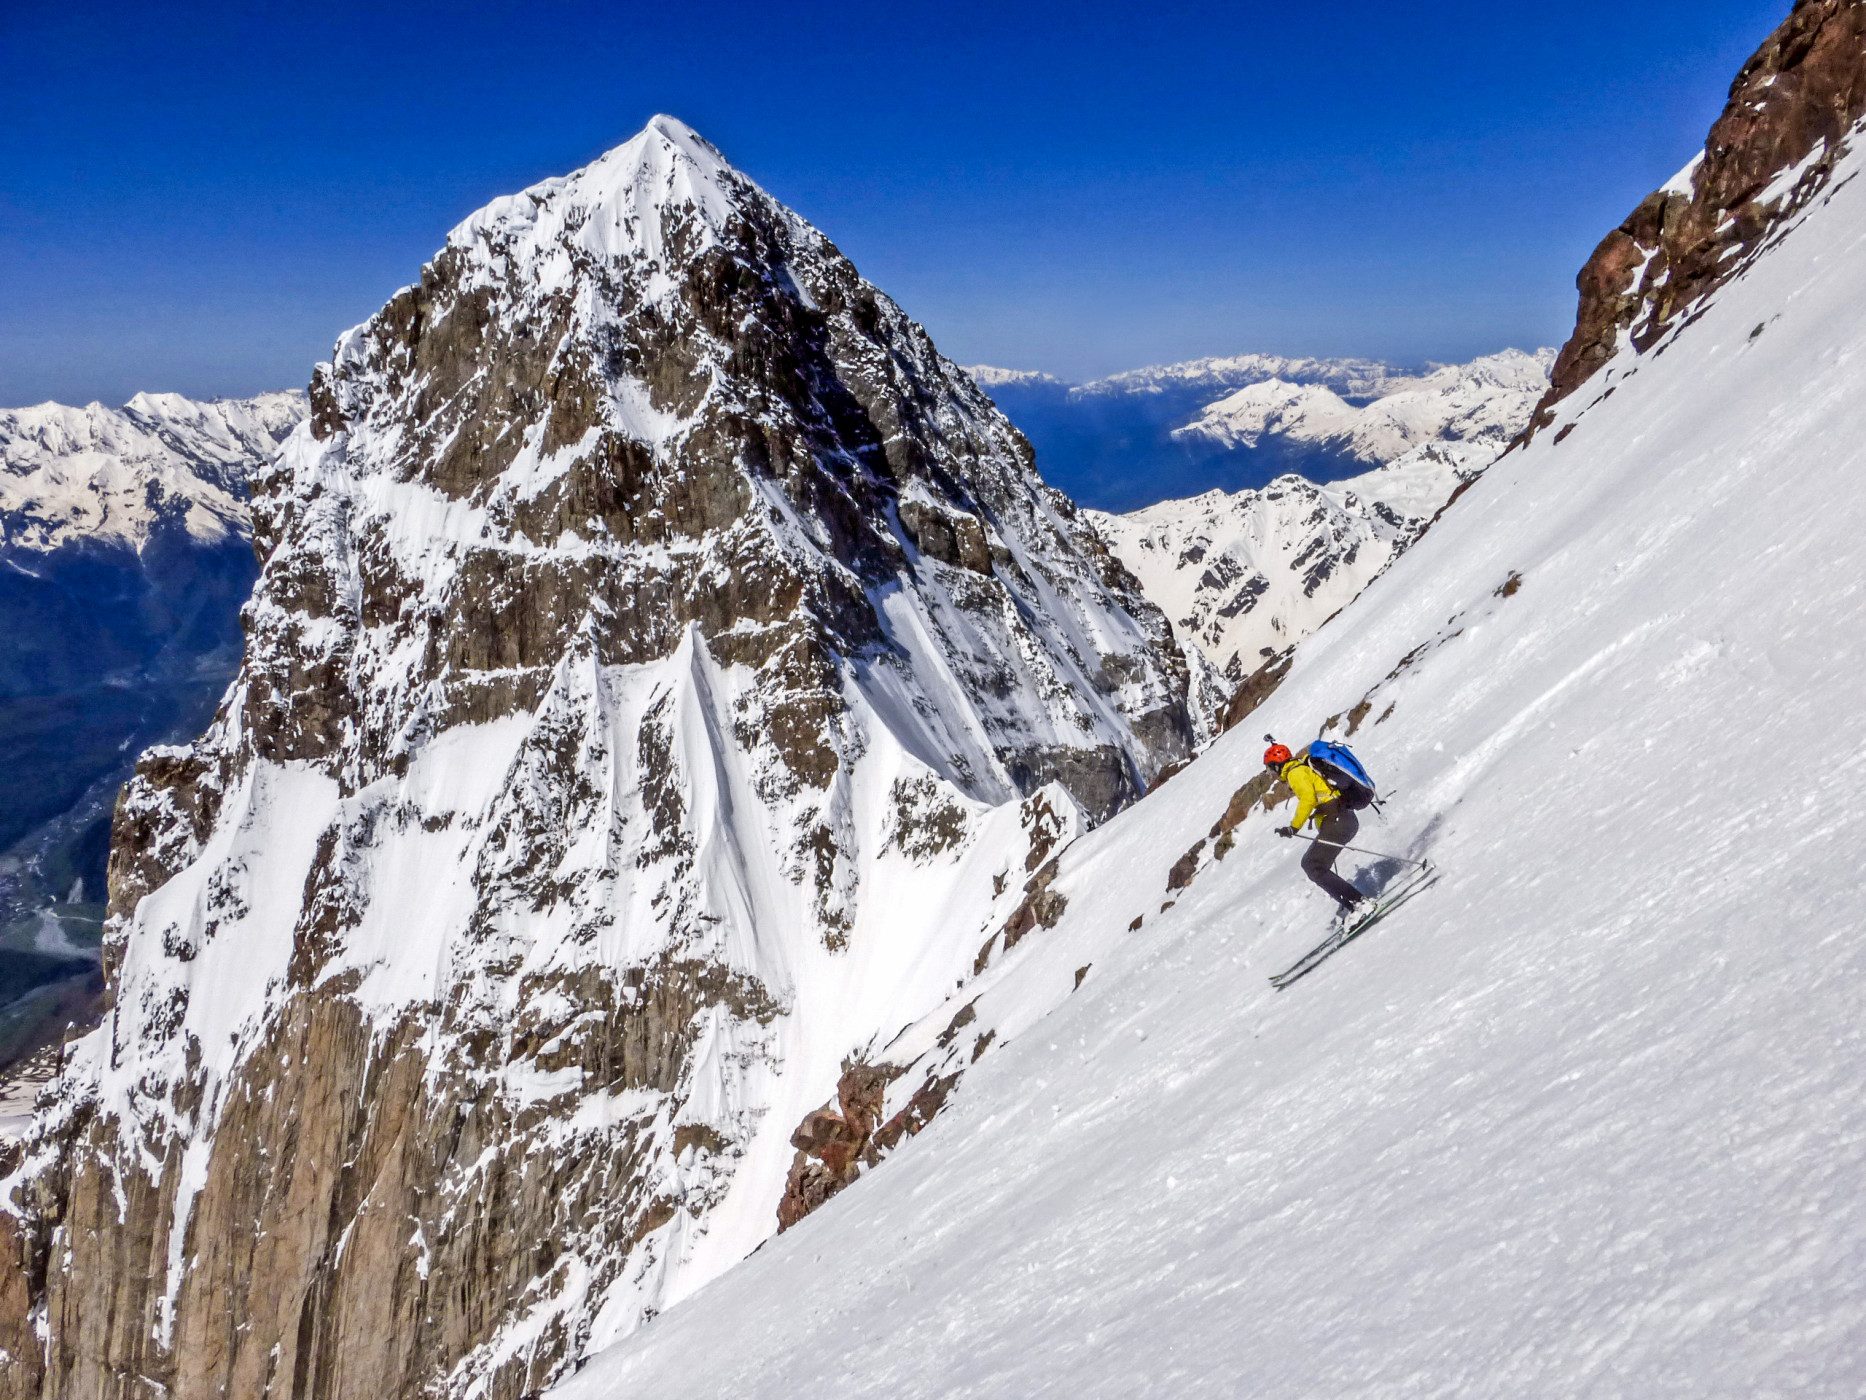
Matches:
[1170,348,1554,463]
[966,354,1428,406]
[1075,353,1423,404]
[1067,351,1553,674]
[964,348,1553,514]
[1089,441,1491,680]
[554,96,1866,1400]
[441,114,763,301]
[0,391,305,553]
[962,366,1066,390]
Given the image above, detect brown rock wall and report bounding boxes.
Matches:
[15,947,780,1400]
[1537,0,1866,421]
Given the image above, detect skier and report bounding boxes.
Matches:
[1263,741,1367,918]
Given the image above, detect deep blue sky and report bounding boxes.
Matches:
[2,0,1789,405]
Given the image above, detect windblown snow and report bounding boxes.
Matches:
[552,115,1866,1400]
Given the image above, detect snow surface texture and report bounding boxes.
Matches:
[1087,442,1492,681]
[0,117,1198,1397]
[555,119,1866,1400]
[0,391,305,553]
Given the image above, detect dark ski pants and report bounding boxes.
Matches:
[1301,802,1365,908]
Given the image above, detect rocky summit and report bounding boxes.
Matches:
[0,117,1197,1399]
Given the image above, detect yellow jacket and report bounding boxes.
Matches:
[1280,758,1339,832]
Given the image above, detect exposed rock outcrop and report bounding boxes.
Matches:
[775,1061,897,1231]
[1537,0,1866,419]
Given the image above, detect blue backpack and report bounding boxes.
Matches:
[1306,739,1376,810]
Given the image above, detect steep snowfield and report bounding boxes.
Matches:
[555,124,1866,1399]
[0,391,304,551]
[1087,442,1490,679]
[1171,348,1554,463]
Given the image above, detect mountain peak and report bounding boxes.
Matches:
[641,111,708,146]
[16,123,1200,1400]
[445,114,765,283]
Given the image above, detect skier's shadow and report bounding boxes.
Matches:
[1362,857,1410,896]
[1360,813,1441,896]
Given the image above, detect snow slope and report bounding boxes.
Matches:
[1087,441,1490,679]
[554,117,1866,1400]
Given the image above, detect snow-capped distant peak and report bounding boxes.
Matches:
[1074,354,1415,403]
[1172,380,1362,452]
[0,391,306,554]
[963,366,1068,389]
[1172,348,1554,466]
[1089,441,1491,680]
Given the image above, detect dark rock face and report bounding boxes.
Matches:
[1219,647,1295,734]
[0,120,1196,1400]
[1537,0,1866,420]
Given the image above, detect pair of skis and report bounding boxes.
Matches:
[1268,862,1439,991]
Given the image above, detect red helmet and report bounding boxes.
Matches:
[1263,742,1293,767]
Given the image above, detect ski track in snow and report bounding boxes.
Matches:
[553,126,1866,1399]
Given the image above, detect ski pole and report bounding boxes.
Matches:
[1293,835,1432,868]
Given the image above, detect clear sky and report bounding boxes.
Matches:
[1,0,1790,405]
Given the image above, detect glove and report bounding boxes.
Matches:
[1275,825,1297,839]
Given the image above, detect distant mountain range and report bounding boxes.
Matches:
[1087,441,1489,683]
[968,348,1554,512]
[0,390,304,1068]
